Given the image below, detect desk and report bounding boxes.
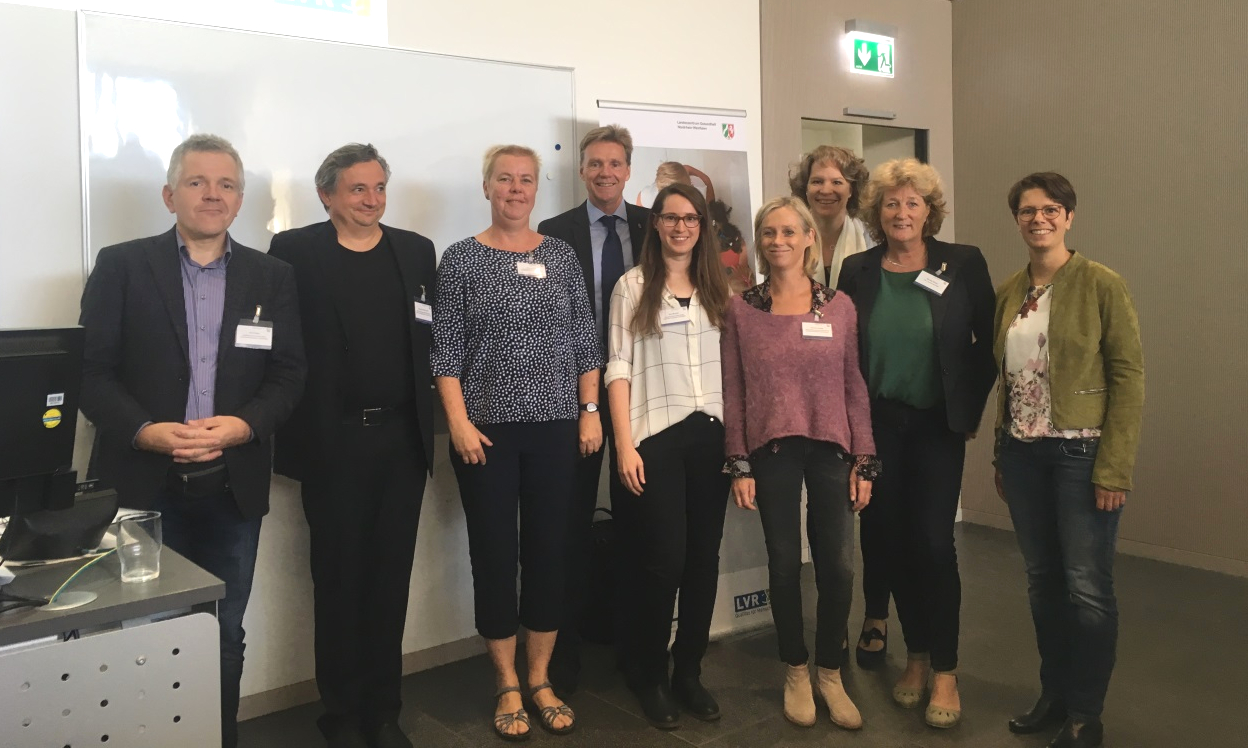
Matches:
[0,549,225,746]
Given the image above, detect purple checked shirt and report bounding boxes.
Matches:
[177,231,231,422]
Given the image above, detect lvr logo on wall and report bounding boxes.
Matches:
[733,588,769,617]
[721,123,735,140]
[275,0,372,15]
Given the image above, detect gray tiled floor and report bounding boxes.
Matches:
[239,524,1248,747]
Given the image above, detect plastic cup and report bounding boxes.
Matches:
[116,511,162,583]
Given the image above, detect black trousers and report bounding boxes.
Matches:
[869,399,965,672]
[551,387,627,685]
[452,420,579,640]
[753,437,856,670]
[615,413,730,687]
[301,414,427,731]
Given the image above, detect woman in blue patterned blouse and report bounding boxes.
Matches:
[432,145,603,741]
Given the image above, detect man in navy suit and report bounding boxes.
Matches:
[270,144,436,748]
[537,125,650,696]
[80,134,306,748]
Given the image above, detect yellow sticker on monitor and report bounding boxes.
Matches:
[43,408,62,429]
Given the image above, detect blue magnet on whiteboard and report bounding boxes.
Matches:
[554,144,561,151]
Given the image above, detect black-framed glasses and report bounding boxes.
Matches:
[658,213,703,228]
[1016,205,1064,221]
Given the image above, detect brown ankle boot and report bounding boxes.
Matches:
[783,664,816,727]
[816,667,863,730]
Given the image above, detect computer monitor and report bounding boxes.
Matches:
[0,327,84,517]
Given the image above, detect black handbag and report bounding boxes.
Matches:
[578,507,617,645]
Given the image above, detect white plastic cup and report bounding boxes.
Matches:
[116,511,162,583]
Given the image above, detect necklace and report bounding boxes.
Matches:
[885,251,926,268]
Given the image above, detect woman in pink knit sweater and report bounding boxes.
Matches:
[721,196,880,731]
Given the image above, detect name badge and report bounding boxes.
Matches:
[517,262,547,279]
[235,320,274,349]
[801,322,833,339]
[414,301,433,324]
[660,307,690,325]
[914,270,950,296]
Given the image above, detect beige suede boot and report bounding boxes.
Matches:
[816,667,863,730]
[782,664,816,727]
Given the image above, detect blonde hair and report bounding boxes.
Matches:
[482,144,542,181]
[654,161,692,190]
[858,158,948,243]
[752,196,821,279]
[579,125,633,165]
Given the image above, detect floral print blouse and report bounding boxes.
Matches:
[1003,285,1102,441]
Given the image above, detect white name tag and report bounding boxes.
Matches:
[235,320,274,350]
[801,322,833,339]
[914,270,950,296]
[414,301,433,323]
[517,262,547,279]
[660,307,690,325]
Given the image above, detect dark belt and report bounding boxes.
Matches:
[341,404,413,427]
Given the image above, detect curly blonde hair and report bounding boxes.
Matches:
[858,158,948,243]
[752,196,821,279]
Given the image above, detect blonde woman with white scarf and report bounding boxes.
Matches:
[789,146,873,288]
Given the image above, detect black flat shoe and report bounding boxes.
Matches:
[366,721,413,748]
[1048,718,1104,748]
[1009,692,1067,734]
[632,682,681,730]
[672,677,721,722]
[855,625,887,669]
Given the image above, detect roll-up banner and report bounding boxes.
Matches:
[599,102,771,637]
[599,103,756,293]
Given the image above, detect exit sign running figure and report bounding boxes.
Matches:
[850,33,895,78]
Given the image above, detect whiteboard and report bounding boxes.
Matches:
[81,11,577,262]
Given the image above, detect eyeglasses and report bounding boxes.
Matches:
[1016,205,1064,221]
[658,213,703,228]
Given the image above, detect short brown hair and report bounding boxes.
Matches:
[482,144,541,181]
[579,125,633,166]
[1008,172,1077,215]
[752,196,821,279]
[788,145,869,215]
[858,158,948,243]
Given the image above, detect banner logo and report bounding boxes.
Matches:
[733,588,769,617]
[721,123,735,140]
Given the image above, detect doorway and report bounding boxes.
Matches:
[800,118,928,170]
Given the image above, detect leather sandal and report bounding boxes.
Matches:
[855,624,887,669]
[529,681,576,735]
[892,654,929,709]
[492,686,531,742]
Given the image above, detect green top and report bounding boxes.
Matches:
[867,269,942,408]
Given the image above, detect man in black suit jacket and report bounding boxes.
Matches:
[536,125,649,696]
[80,134,306,748]
[269,144,436,748]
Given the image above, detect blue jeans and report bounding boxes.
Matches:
[998,436,1121,721]
[156,489,263,748]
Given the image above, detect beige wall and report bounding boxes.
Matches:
[761,0,953,235]
[952,0,1248,575]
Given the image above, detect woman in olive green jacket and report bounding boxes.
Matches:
[993,172,1143,748]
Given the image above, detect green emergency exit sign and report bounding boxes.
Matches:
[850,33,894,78]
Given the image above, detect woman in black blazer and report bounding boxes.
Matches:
[836,158,996,729]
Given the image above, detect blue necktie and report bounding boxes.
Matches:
[599,215,625,346]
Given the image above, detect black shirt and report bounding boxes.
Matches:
[335,236,415,408]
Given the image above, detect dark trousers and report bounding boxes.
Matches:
[869,399,965,672]
[551,388,626,686]
[999,436,1121,721]
[615,413,730,687]
[753,437,855,670]
[157,488,262,748]
[452,420,578,640]
[301,415,427,731]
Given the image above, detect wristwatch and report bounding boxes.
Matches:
[579,402,599,414]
